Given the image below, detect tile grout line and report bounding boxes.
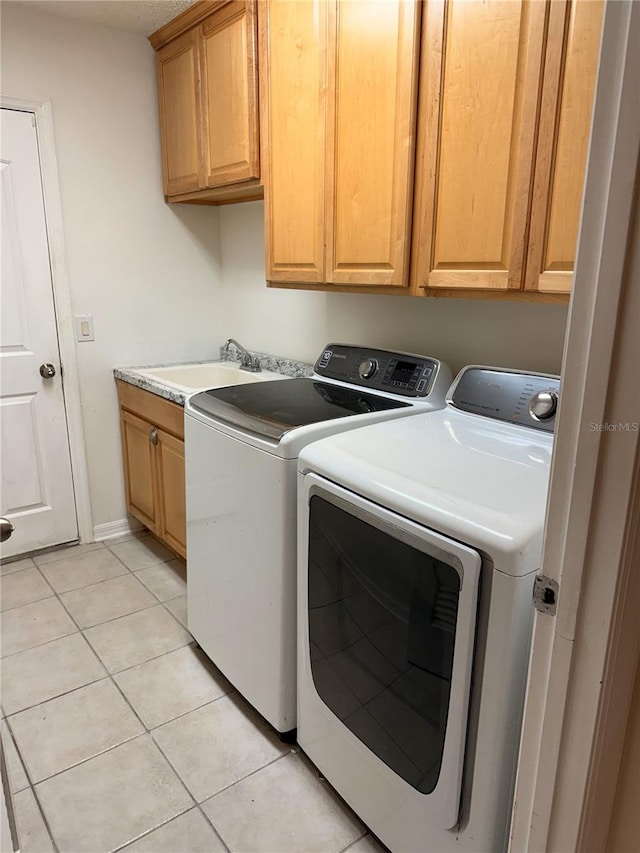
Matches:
[2,543,178,658]
[31,544,107,569]
[1,717,30,796]
[108,804,196,853]
[199,749,291,804]
[159,594,188,628]
[29,733,165,801]
[2,672,108,720]
[337,829,371,853]
[24,651,231,848]
[39,565,132,595]
[2,720,60,853]
[4,682,129,786]
[196,803,232,853]
[0,589,56,615]
[0,624,79,663]
[146,703,294,843]
[2,541,305,853]
[78,614,191,682]
[1,564,59,617]
[2,579,166,660]
[99,540,303,848]
[2,540,187,852]
[129,569,187,607]
[144,686,234,734]
[29,783,61,853]
[57,615,225,850]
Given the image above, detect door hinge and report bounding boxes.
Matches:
[533,574,559,616]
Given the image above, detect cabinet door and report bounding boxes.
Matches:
[201,1,259,188]
[325,0,420,287]
[120,411,159,533]
[156,428,186,559]
[157,29,203,196]
[262,0,327,283]
[525,0,604,294]
[411,0,547,294]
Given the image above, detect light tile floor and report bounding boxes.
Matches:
[0,534,386,853]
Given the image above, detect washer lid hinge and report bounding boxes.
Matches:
[533,574,559,616]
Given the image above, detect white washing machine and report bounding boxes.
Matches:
[296,366,560,852]
[185,344,451,735]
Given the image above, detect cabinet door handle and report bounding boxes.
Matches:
[150,428,158,446]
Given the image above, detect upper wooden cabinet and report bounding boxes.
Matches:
[525,0,605,295]
[156,30,201,197]
[261,0,421,289]
[263,0,603,300]
[151,0,261,205]
[412,0,603,299]
[411,0,547,296]
[262,0,326,284]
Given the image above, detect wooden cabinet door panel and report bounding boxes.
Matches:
[262,0,327,282]
[325,0,420,287]
[157,29,202,196]
[156,429,186,559]
[202,1,259,188]
[412,0,546,293]
[525,0,604,294]
[121,411,159,533]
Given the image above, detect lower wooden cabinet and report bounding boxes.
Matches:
[116,380,186,559]
[155,429,186,558]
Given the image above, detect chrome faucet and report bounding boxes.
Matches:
[223,338,261,372]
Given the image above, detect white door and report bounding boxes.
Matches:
[0,108,77,558]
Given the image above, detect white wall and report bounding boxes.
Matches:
[220,202,569,376]
[1,3,224,531]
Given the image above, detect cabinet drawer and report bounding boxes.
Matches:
[116,380,184,440]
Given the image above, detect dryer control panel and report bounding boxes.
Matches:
[448,367,561,432]
[314,344,440,397]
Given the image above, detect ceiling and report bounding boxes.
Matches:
[9,0,199,37]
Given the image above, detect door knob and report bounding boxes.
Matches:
[39,363,56,379]
[0,517,14,542]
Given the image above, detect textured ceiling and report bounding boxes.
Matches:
[10,1,199,37]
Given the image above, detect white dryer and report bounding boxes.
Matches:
[296,366,560,852]
[185,344,451,736]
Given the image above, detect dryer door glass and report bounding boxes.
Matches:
[308,495,461,795]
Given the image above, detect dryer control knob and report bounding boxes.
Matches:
[358,359,378,380]
[529,390,558,421]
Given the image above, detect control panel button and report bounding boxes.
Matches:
[358,358,378,380]
[528,390,558,421]
[318,350,332,369]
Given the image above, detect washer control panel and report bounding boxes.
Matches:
[448,367,561,432]
[314,344,440,397]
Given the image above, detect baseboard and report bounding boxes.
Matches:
[93,518,143,542]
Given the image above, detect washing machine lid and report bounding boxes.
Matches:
[298,407,554,576]
[188,378,411,442]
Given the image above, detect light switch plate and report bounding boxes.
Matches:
[74,314,95,342]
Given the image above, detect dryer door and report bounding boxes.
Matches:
[299,474,480,831]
